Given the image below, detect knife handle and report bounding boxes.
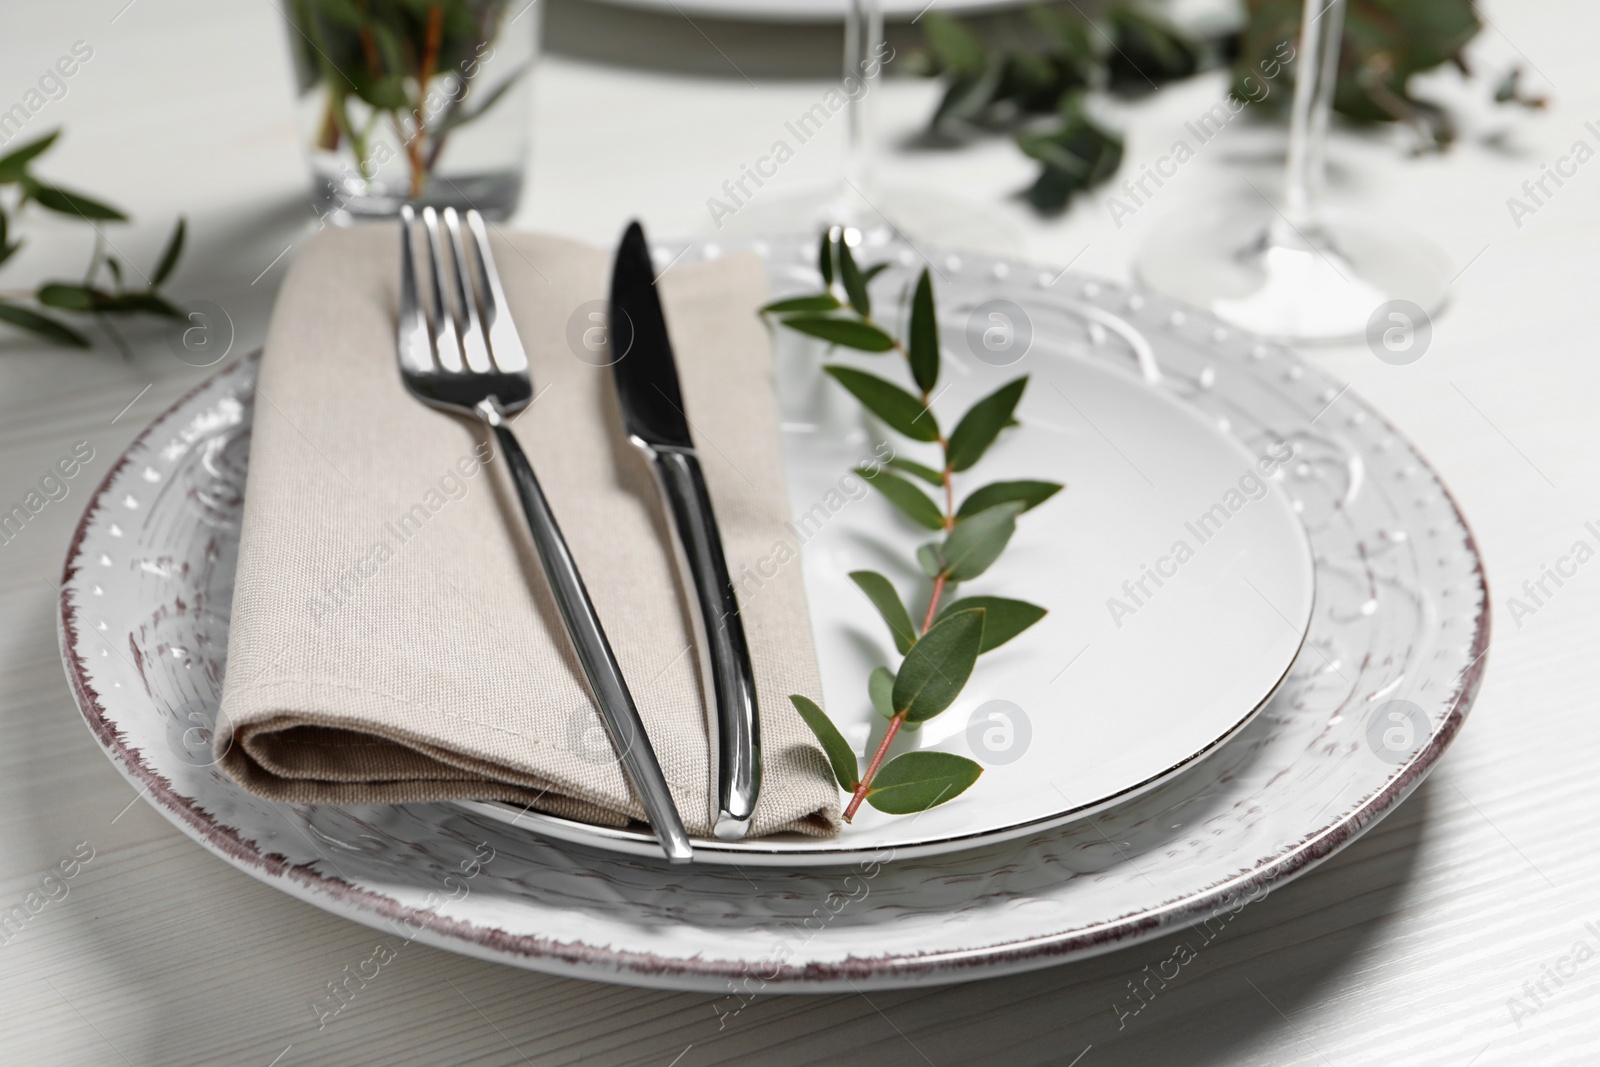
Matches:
[647,446,762,840]
[483,417,694,864]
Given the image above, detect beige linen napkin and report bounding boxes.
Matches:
[216,224,840,838]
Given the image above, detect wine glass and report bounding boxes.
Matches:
[1133,0,1452,343]
[812,0,890,244]
[713,0,1022,255]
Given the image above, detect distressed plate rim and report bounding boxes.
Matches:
[56,241,1490,989]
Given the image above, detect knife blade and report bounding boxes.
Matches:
[609,220,762,840]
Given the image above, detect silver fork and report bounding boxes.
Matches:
[397,205,693,864]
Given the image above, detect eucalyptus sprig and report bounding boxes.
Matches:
[0,129,186,355]
[764,231,1062,821]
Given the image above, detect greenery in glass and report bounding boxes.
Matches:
[283,0,534,220]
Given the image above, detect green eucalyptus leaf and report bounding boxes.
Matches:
[868,666,895,719]
[922,11,987,77]
[888,456,945,488]
[824,366,939,442]
[97,292,185,318]
[0,301,90,347]
[838,234,871,316]
[956,479,1062,519]
[850,570,918,655]
[353,71,409,111]
[152,216,186,287]
[1017,101,1125,215]
[1107,4,1200,91]
[938,596,1046,652]
[892,607,985,722]
[36,283,99,311]
[934,501,1023,581]
[865,750,983,814]
[789,695,860,792]
[931,75,976,126]
[908,268,939,394]
[311,0,366,28]
[437,5,485,65]
[935,54,1005,125]
[761,293,840,315]
[0,129,60,183]
[22,178,128,221]
[36,284,183,319]
[783,315,895,352]
[946,376,1027,471]
[818,229,834,286]
[0,207,16,267]
[862,263,890,284]
[997,51,1058,112]
[1028,6,1097,80]
[856,466,945,531]
[916,542,943,579]
[369,20,406,73]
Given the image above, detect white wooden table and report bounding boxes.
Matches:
[3,2,1596,1063]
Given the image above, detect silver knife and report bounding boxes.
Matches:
[608,221,762,840]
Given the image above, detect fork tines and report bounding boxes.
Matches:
[398,205,527,378]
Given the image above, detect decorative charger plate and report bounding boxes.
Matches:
[58,238,1487,991]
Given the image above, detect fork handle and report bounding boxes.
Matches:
[481,410,693,864]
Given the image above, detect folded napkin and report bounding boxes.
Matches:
[216,224,841,838]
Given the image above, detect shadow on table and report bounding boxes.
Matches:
[680,780,1437,1066]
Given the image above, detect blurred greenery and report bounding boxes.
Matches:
[1235,0,1482,147]
[0,129,185,354]
[284,0,525,196]
[911,0,1536,215]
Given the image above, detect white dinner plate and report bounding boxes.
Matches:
[462,250,1315,864]
[59,237,1487,990]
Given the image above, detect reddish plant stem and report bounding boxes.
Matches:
[844,532,950,821]
[843,712,903,822]
[843,359,957,820]
[353,0,383,80]
[919,573,947,633]
[409,4,444,198]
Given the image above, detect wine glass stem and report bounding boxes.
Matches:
[842,0,883,194]
[1281,0,1346,234]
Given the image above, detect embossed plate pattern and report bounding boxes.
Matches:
[58,238,1487,991]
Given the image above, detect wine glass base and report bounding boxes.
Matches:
[1135,207,1453,344]
[706,179,1026,257]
